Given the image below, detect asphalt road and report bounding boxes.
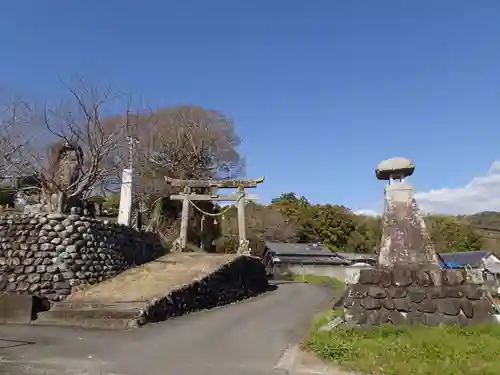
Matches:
[0,282,334,375]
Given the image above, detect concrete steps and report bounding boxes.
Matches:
[33,301,147,330]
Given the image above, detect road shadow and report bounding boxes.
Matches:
[269,280,306,286]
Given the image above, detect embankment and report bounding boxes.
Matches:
[35,253,271,329]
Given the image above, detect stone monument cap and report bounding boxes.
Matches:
[376,157,415,181]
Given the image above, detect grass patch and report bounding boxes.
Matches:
[305,309,500,375]
[280,273,346,290]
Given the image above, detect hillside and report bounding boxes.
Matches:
[464,211,500,251]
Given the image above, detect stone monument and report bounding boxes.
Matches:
[40,140,84,214]
[343,157,495,326]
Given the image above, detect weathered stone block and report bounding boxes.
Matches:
[379,269,393,287]
[367,286,387,299]
[392,268,414,287]
[387,286,407,299]
[436,298,461,316]
[471,299,494,319]
[415,269,433,286]
[381,297,395,310]
[407,286,426,303]
[393,297,413,312]
[443,269,465,286]
[462,285,483,300]
[359,269,382,285]
[380,308,406,324]
[361,297,382,310]
[417,298,437,314]
[444,286,463,299]
[460,299,474,318]
[407,311,426,325]
[347,284,368,298]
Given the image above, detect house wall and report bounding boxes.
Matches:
[484,254,500,267]
[274,263,372,282]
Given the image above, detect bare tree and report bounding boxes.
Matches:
[103,105,245,204]
[99,104,245,234]
[17,78,130,213]
[0,91,33,183]
[138,106,244,200]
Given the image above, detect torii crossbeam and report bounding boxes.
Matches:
[165,176,264,254]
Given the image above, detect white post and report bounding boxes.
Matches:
[117,168,132,226]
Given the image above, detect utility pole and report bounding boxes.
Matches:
[117,127,139,226]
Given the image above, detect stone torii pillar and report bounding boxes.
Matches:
[376,157,440,269]
[166,177,264,254]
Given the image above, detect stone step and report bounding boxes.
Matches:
[50,300,146,312]
[32,301,146,330]
[33,314,140,330]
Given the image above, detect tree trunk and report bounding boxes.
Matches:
[150,198,163,232]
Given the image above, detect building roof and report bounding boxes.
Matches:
[264,242,498,270]
[274,256,349,266]
[264,241,332,256]
[439,251,492,268]
[264,241,352,265]
[334,252,377,263]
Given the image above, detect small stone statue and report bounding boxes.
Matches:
[43,140,84,213]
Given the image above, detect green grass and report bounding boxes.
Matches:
[280,273,346,290]
[305,309,500,375]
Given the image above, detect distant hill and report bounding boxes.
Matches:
[463,211,500,251]
[465,211,500,230]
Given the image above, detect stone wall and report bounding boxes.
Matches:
[344,267,495,326]
[0,213,165,301]
[142,255,271,324]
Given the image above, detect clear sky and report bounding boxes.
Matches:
[2,1,500,215]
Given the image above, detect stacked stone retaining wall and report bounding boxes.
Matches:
[0,213,165,301]
[142,255,271,324]
[344,267,495,326]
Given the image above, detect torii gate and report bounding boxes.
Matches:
[165,176,264,255]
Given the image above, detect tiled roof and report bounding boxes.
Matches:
[265,242,498,269]
[264,241,332,256]
[275,255,349,266]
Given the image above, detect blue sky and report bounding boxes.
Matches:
[1,1,500,214]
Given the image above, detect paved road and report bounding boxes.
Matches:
[0,282,334,375]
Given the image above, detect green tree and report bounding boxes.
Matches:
[216,202,302,256]
[425,215,483,252]
[346,215,381,253]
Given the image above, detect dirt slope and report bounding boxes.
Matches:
[68,253,236,302]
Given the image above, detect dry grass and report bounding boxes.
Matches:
[68,253,237,302]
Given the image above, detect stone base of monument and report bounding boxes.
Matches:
[343,267,495,326]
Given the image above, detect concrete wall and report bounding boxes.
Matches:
[0,213,166,301]
[275,263,372,282]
